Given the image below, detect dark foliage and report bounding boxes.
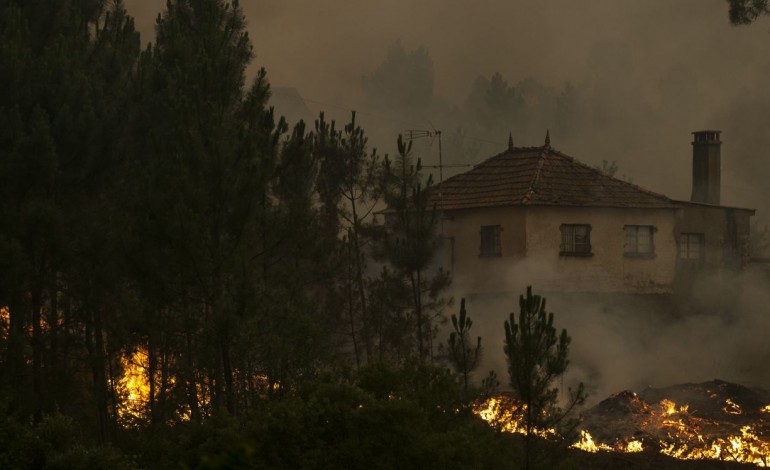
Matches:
[728,0,770,24]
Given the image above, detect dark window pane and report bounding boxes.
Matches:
[624,225,654,256]
[480,225,502,257]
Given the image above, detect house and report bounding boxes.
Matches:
[431,131,754,296]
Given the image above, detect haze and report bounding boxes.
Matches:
[125,0,770,224]
[120,0,770,397]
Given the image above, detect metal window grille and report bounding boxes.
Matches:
[560,224,591,255]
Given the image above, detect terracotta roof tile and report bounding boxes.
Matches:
[432,145,680,210]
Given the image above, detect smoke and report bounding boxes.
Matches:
[450,263,770,406]
[122,0,770,401]
[123,0,770,220]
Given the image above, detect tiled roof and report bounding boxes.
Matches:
[433,145,681,211]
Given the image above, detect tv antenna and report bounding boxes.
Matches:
[404,128,471,186]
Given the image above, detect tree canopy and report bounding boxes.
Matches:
[728,0,770,24]
[0,2,601,468]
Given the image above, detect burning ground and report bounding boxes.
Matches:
[476,379,770,467]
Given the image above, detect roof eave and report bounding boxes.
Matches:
[672,199,756,213]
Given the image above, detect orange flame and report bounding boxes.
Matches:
[0,306,8,341]
[723,398,742,415]
[474,394,770,466]
[473,396,555,438]
[116,348,151,427]
[571,430,615,453]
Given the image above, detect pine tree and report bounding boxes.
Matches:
[504,286,585,469]
[127,0,283,416]
[0,0,139,437]
[376,135,450,362]
[447,298,482,396]
[315,111,381,366]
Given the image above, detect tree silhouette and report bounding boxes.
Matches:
[728,0,770,24]
[447,298,482,396]
[504,286,585,469]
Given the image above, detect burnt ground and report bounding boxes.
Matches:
[571,379,770,468]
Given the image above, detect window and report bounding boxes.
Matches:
[560,224,592,256]
[624,225,655,257]
[679,233,704,261]
[479,225,502,257]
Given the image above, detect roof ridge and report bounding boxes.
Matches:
[521,148,547,204]
[475,146,546,164]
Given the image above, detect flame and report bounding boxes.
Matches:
[569,431,645,453]
[571,430,615,453]
[116,348,152,426]
[626,440,644,453]
[473,396,555,438]
[474,396,526,434]
[723,398,742,415]
[662,399,688,415]
[475,393,770,465]
[0,306,8,340]
[114,348,278,426]
[115,347,213,425]
[659,425,770,466]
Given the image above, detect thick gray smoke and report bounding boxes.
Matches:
[123,1,770,222]
[244,0,769,224]
[450,265,770,406]
[125,0,770,400]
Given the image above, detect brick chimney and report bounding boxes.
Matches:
[691,130,721,205]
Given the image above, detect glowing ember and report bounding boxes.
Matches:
[0,306,8,340]
[569,430,644,453]
[473,395,555,438]
[662,399,688,415]
[625,440,644,453]
[723,398,742,415]
[474,380,770,466]
[570,430,614,453]
[114,349,277,426]
[659,425,770,466]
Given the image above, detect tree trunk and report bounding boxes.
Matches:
[346,241,361,369]
[31,282,43,424]
[6,300,26,413]
[106,346,120,439]
[86,309,110,442]
[350,201,372,362]
[159,334,170,424]
[185,331,201,422]
[220,339,235,414]
[47,276,58,414]
[411,270,425,361]
[461,334,469,394]
[147,337,157,425]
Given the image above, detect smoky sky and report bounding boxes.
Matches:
[123,0,770,402]
[125,0,770,220]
